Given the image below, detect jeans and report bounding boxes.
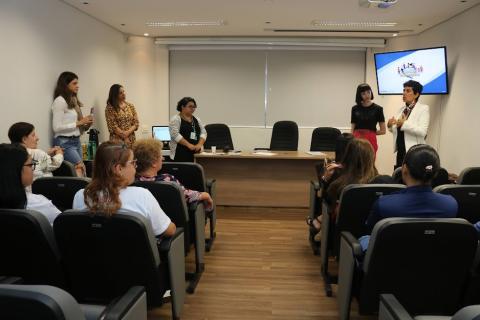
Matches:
[53,136,82,164]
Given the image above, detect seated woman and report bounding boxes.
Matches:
[0,143,61,225]
[359,144,458,251]
[8,122,64,181]
[307,138,392,237]
[133,138,213,211]
[73,141,176,237]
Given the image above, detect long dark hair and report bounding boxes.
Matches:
[84,142,132,217]
[403,144,440,184]
[54,71,83,109]
[8,122,35,144]
[0,144,29,209]
[107,84,123,111]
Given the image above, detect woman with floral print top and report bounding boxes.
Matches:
[133,138,213,211]
[105,84,139,148]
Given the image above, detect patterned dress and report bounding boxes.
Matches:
[105,102,139,147]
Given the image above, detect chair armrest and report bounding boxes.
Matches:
[158,228,184,253]
[379,294,414,320]
[104,286,147,320]
[341,231,363,258]
[0,276,23,284]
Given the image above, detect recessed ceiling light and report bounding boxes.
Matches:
[312,21,397,27]
[143,33,149,37]
[392,33,398,37]
[146,20,225,27]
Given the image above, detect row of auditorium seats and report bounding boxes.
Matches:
[204,122,341,152]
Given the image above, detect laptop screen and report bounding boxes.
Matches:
[152,126,170,141]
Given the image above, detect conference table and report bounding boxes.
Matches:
[195,150,335,208]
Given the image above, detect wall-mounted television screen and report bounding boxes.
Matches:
[374,46,448,95]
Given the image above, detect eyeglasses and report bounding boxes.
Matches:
[126,159,137,168]
[24,160,38,170]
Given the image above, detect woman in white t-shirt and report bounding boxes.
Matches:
[73,141,175,237]
[0,143,61,225]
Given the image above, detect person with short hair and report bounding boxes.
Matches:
[360,144,458,251]
[169,97,207,162]
[133,138,213,211]
[73,142,176,237]
[388,80,429,169]
[8,122,63,181]
[105,84,139,147]
[0,143,61,225]
[51,71,93,176]
[351,83,386,155]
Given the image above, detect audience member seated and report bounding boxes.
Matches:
[133,138,213,211]
[0,143,60,225]
[359,144,458,251]
[72,141,176,237]
[307,138,393,239]
[8,122,63,181]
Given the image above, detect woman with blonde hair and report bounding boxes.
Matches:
[73,141,175,237]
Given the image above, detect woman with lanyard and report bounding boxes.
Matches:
[51,71,93,176]
[169,97,207,162]
[351,83,386,156]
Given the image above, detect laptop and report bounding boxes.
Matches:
[152,126,170,150]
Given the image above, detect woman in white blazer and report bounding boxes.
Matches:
[387,80,429,168]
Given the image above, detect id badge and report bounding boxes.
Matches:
[190,132,197,140]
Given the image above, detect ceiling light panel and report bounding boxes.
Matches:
[311,21,397,28]
[146,21,225,27]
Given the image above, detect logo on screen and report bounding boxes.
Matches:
[397,63,424,79]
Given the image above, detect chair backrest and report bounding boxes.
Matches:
[0,209,65,288]
[0,284,86,320]
[334,184,406,254]
[434,185,480,224]
[361,218,477,316]
[32,177,90,212]
[204,123,234,150]
[54,210,167,306]
[52,160,77,177]
[458,167,480,185]
[160,162,207,192]
[133,181,191,253]
[452,305,480,320]
[310,127,341,151]
[270,120,298,151]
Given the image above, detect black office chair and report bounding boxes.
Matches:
[380,294,480,320]
[458,167,480,185]
[204,123,234,151]
[320,184,405,297]
[32,177,90,211]
[160,162,217,252]
[0,209,65,288]
[54,210,185,319]
[337,218,477,320]
[133,181,205,293]
[434,185,480,224]
[310,127,341,151]
[0,284,147,320]
[269,120,299,151]
[52,160,77,177]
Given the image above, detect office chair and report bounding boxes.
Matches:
[310,127,341,151]
[434,185,480,224]
[204,123,234,151]
[133,181,205,293]
[320,184,405,296]
[54,210,185,319]
[458,167,480,185]
[52,160,77,177]
[270,120,299,151]
[337,218,477,320]
[32,176,90,211]
[0,209,65,288]
[160,162,217,252]
[0,284,147,320]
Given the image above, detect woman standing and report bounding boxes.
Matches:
[52,71,93,176]
[169,97,207,162]
[105,84,139,148]
[351,83,386,155]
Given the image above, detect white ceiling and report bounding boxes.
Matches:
[62,0,480,39]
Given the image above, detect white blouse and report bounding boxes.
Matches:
[51,96,80,137]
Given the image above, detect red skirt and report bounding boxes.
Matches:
[353,129,378,155]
